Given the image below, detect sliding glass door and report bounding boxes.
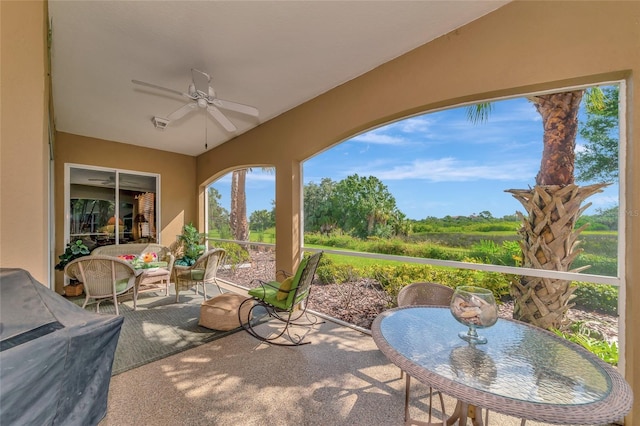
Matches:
[65,165,160,248]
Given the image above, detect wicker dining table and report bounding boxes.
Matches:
[371,306,633,426]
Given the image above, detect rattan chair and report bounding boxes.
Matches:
[172,248,226,302]
[64,255,137,315]
[239,251,323,346]
[397,282,454,425]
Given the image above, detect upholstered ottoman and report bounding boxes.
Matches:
[199,293,253,331]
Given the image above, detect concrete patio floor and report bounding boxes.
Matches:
[101,313,615,426]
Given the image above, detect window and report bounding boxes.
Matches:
[302,83,622,285]
[65,165,160,248]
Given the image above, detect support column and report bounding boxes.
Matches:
[275,159,302,274]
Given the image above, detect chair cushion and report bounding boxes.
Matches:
[115,278,130,293]
[248,283,289,310]
[190,269,205,280]
[276,277,294,301]
[117,254,137,262]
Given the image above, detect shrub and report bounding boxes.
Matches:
[366,238,407,256]
[553,328,618,366]
[217,242,250,269]
[572,282,618,315]
[572,253,617,276]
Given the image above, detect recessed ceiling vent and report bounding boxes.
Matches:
[151,116,169,130]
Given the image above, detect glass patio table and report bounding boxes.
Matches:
[371,306,633,425]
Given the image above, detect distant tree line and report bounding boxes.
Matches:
[208,181,618,239]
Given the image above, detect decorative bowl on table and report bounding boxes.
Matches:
[450,286,498,344]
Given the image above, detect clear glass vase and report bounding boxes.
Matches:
[450,286,498,344]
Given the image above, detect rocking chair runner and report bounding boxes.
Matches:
[239,251,323,346]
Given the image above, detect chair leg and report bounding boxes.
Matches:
[405,372,446,425]
[113,295,119,316]
[214,279,223,296]
[133,285,138,311]
[405,374,411,423]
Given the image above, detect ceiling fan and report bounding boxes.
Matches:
[88,176,138,186]
[132,68,259,132]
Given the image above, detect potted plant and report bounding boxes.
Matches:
[55,239,90,296]
[175,223,205,266]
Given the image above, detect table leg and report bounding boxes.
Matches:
[446,401,484,426]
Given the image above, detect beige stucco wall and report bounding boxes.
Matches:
[196,1,640,422]
[53,132,197,293]
[0,0,50,284]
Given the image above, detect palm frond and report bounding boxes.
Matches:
[466,102,494,124]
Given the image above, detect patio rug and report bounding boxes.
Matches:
[70,290,259,376]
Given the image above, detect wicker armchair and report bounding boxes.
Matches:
[91,243,175,296]
[397,281,454,307]
[64,255,137,315]
[397,282,454,424]
[172,248,226,302]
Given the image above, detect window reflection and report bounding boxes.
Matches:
[68,166,159,247]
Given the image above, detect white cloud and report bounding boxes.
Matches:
[246,172,275,183]
[368,158,538,182]
[393,116,435,133]
[351,130,407,145]
[574,143,588,154]
[588,194,619,208]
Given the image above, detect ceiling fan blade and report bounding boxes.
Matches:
[212,99,259,117]
[191,69,211,95]
[167,102,198,120]
[207,105,236,132]
[132,79,193,99]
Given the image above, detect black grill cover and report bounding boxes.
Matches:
[0,268,123,425]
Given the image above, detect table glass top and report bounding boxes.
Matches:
[378,307,612,406]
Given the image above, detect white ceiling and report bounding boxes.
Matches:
[48,1,509,157]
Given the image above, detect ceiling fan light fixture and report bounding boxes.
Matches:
[151,116,169,130]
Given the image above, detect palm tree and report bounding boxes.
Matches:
[229,167,274,242]
[470,89,609,330]
[229,169,249,241]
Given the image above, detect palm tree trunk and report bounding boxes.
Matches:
[530,91,583,186]
[503,90,605,330]
[506,183,607,329]
[468,90,612,329]
[230,169,249,241]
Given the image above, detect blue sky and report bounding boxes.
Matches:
[210,94,619,220]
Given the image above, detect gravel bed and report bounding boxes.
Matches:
[217,249,618,341]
